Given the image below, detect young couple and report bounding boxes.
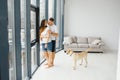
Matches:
[40,18,58,68]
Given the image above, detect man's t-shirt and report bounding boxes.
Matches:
[49,24,58,40]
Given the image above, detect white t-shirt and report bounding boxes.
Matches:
[41,27,51,43]
[49,24,58,40]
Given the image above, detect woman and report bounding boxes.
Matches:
[40,19,52,68]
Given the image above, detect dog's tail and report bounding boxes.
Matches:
[84,48,92,53]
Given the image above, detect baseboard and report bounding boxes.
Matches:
[104,49,118,53]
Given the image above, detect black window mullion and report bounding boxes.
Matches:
[14,0,22,80]
[45,0,48,20]
[54,0,57,24]
[36,7,40,66]
[25,0,32,79]
[0,0,9,80]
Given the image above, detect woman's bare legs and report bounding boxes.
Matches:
[46,52,54,68]
[43,51,49,65]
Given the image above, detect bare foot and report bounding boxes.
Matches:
[51,64,54,66]
[73,68,76,70]
[79,64,82,65]
[72,67,76,70]
[84,65,87,68]
[45,64,54,68]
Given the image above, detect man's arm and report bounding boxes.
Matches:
[51,26,59,37]
[51,32,58,37]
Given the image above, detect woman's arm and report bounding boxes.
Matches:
[40,35,43,41]
[44,30,50,48]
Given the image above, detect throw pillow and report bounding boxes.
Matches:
[91,39,101,45]
[63,37,72,44]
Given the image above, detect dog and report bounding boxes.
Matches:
[66,48,92,70]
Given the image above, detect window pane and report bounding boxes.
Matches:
[31,0,36,6]
[8,0,16,80]
[8,29,16,80]
[21,28,26,79]
[48,0,54,18]
[40,0,45,22]
[31,45,37,73]
[31,11,36,41]
[40,43,45,63]
[31,10,37,73]
[55,0,63,51]
[21,0,27,79]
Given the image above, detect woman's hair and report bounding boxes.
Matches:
[39,19,47,35]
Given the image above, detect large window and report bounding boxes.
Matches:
[46,0,64,52]
[8,0,40,80]
[7,0,65,80]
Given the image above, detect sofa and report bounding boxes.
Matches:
[63,36,104,53]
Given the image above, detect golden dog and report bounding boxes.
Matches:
[66,48,92,70]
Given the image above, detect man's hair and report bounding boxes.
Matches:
[49,17,54,22]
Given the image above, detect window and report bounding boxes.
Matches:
[40,0,46,22]
[6,0,65,79]
[31,0,36,6]
[48,0,54,18]
[40,0,46,63]
[55,0,64,51]
[30,10,38,73]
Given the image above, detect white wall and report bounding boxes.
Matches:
[117,29,120,80]
[64,0,120,51]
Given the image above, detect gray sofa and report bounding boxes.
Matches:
[63,36,104,53]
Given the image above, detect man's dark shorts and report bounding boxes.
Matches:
[51,40,56,52]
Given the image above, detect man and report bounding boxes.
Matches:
[48,17,58,67]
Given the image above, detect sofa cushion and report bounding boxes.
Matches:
[78,44,89,48]
[68,43,78,48]
[88,37,101,44]
[89,44,100,48]
[77,37,88,44]
[63,37,73,44]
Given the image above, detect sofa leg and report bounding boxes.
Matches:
[99,52,103,53]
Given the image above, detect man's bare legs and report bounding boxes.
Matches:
[51,52,55,66]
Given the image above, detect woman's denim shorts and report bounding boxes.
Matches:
[42,42,52,52]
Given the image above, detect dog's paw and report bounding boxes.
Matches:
[72,67,76,70]
[84,66,87,68]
